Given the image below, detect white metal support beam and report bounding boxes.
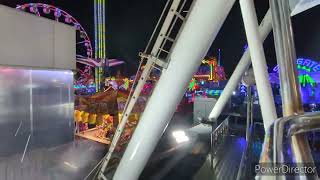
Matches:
[190,9,273,135]
[112,0,236,179]
[209,9,273,122]
[240,0,277,130]
[98,1,184,178]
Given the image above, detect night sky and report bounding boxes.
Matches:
[0,0,319,76]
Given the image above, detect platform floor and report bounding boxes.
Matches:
[0,137,107,180]
[194,135,246,180]
[0,112,256,180]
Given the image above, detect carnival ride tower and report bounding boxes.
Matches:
[94,0,107,92]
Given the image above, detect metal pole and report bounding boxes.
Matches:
[270,0,315,173]
[113,0,236,179]
[191,9,273,135]
[250,91,254,127]
[240,0,277,130]
[94,0,98,58]
[246,86,251,141]
[270,0,303,116]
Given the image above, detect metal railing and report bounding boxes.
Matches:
[210,116,229,168]
[260,1,319,179]
[236,83,255,180]
[273,113,320,165]
[257,113,320,180]
[236,124,254,180]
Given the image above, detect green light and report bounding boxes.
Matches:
[189,78,197,91]
[299,74,316,87]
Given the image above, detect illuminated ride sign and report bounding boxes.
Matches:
[273,58,320,73]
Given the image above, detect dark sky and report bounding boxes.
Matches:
[0,0,319,76]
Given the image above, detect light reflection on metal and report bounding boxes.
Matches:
[259,0,319,178]
[172,130,190,144]
[262,113,320,180]
[0,67,74,159]
[21,134,31,163]
[64,161,79,169]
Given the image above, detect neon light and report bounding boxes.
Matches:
[299,74,316,87]
[74,84,96,89]
[205,89,223,96]
[210,63,213,81]
[123,78,130,90]
[189,78,198,91]
[202,59,215,81]
[273,58,320,73]
[200,58,226,82]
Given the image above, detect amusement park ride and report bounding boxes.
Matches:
[194,57,226,82]
[16,2,124,91]
[187,57,227,102]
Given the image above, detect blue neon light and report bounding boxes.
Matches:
[273,58,320,73]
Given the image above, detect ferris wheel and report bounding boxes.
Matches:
[16,3,95,84]
[16,3,93,60]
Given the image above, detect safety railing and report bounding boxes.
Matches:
[236,124,254,180]
[210,116,230,168]
[258,112,320,179]
[236,121,266,180]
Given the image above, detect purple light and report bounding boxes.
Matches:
[29,6,37,13]
[237,137,246,150]
[54,8,61,18]
[65,16,72,23]
[43,5,50,14]
[74,23,81,30]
